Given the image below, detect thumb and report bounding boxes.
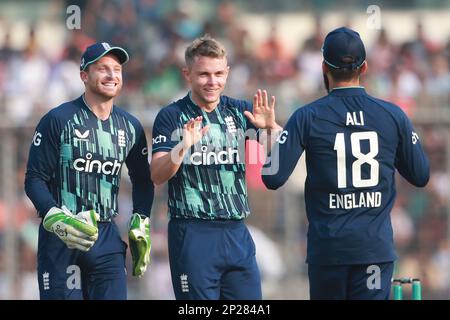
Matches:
[201,125,210,135]
[244,111,255,124]
[93,211,100,222]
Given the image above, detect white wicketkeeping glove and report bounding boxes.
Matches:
[43,206,100,252]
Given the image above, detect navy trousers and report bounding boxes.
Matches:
[168,218,262,300]
[308,262,394,300]
[37,221,127,300]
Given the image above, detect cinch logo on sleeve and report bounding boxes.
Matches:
[152,135,167,145]
[73,153,122,175]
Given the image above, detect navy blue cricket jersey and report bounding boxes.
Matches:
[263,87,429,265]
[25,95,154,221]
[152,93,258,220]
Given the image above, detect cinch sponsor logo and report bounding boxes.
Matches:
[73,153,122,175]
[189,146,240,165]
[152,135,167,144]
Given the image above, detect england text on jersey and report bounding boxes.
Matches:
[329,192,381,209]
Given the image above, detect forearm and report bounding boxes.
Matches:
[261,121,304,190]
[261,140,300,191]
[130,176,154,216]
[24,172,57,217]
[151,143,189,185]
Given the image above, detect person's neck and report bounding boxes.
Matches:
[329,78,361,90]
[190,92,219,113]
[83,91,114,120]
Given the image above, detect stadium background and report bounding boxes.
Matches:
[0,0,449,299]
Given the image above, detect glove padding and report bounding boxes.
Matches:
[43,206,99,252]
[128,213,151,277]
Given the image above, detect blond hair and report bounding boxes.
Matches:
[185,34,227,67]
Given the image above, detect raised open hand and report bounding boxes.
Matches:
[244,89,277,130]
[182,116,209,150]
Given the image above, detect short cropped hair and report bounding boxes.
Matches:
[327,56,363,81]
[185,34,227,67]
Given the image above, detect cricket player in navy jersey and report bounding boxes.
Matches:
[24,42,154,299]
[262,27,430,300]
[151,35,281,300]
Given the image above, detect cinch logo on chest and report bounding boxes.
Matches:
[190,146,240,165]
[73,153,122,175]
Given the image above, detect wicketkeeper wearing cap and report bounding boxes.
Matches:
[25,42,154,299]
[262,27,430,299]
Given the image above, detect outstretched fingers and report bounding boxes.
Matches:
[270,94,276,111]
[201,125,210,135]
[193,116,203,131]
[262,89,269,111]
[253,91,260,113]
[244,110,255,123]
[184,117,202,131]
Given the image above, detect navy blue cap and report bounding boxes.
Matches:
[321,27,366,70]
[80,42,129,71]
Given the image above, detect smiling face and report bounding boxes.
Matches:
[183,55,229,110]
[80,54,123,99]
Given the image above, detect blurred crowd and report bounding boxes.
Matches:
[0,0,449,299]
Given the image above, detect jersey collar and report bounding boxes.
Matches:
[187,91,222,113]
[329,86,366,96]
[80,94,114,120]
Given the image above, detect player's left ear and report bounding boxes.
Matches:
[360,61,368,75]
